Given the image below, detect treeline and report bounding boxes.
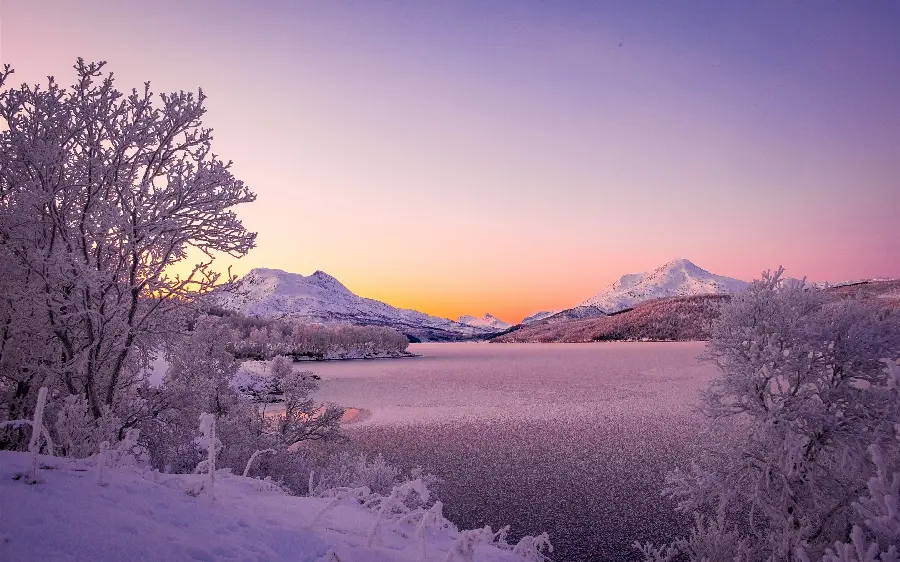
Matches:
[205,308,411,360]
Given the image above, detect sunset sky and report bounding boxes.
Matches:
[2,1,899,323]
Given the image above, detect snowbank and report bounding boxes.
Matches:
[0,451,536,562]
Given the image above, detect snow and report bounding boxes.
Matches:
[578,258,748,313]
[213,268,495,341]
[520,311,556,325]
[456,314,511,331]
[0,451,531,562]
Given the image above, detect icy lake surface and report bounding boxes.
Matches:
[311,342,719,562]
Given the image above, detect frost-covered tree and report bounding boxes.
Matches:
[270,363,344,446]
[649,268,900,561]
[0,60,256,430]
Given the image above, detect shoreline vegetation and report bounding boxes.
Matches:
[292,350,421,361]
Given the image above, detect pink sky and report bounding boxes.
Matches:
[2,2,898,323]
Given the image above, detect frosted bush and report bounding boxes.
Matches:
[312,453,402,497]
[635,514,751,562]
[443,528,493,562]
[367,478,432,547]
[512,532,554,561]
[53,395,97,458]
[309,486,376,528]
[107,429,148,469]
[53,395,125,459]
[800,440,900,562]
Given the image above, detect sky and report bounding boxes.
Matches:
[2,1,899,323]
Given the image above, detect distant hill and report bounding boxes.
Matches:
[210,268,498,342]
[519,258,746,327]
[579,258,748,314]
[494,294,730,343]
[521,310,556,324]
[456,313,511,330]
[826,278,900,308]
[494,277,900,344]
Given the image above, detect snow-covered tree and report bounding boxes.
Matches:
[0,60,256,432]
[649,268,900,560]
[271,367,344,446]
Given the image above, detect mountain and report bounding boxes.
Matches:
[211,268,495,342]
[521,311,556,325]
[578,258,748,314]
[456,313,511,330]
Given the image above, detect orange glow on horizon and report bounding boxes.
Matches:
[6,2,897,325]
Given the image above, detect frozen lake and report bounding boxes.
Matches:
[309,342,719,561]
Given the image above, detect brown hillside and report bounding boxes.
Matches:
[494,294,729,343]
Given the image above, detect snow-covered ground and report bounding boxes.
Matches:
[0,451,543,562]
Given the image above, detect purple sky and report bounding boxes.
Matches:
[2,1,899,321]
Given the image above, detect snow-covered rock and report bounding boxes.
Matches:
[578,258,748,314]
[0,451,535,562]
[456,313,511,331]
[212,268,495,342]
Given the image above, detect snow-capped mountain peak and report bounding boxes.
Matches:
[456,313,511,331]
[579,258,748,313]
[213,268,496,341]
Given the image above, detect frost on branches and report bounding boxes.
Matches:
[0,59,256,438]
[641,268,900,561]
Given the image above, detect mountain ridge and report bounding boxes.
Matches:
[456,313,512,331]
[212,268,500,342]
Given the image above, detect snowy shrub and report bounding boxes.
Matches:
[311,453,402,497]
[367,478,432,547]
[635,514,751,562]
[443,528,493,562]
[250,475,293,495]
[53,395,98,458]
[645,268,900,560]
[797,426,900,562]
[511,532,554,561]
[309,486,378,529]
[106,429,148,469]
[52,394,123,459]
[402,500,451,560]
